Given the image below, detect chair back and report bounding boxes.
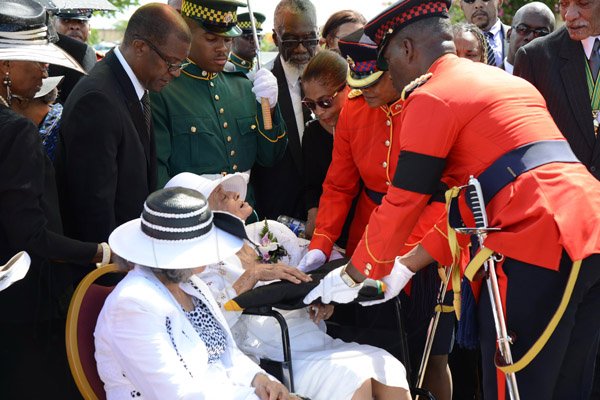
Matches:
[66,264,122,400]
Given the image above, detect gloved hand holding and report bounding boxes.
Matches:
[297,249,327,273]
[303,265,362,305]
[251,68,278,106]
[360,256,415,306]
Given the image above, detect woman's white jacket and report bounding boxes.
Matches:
[94,266,264,400]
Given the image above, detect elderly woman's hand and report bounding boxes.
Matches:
[254,262,312,284]
[308,303,335,324]
[252,373,299,400]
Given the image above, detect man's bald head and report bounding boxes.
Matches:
[507,2,555,64]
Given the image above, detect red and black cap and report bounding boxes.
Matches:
[364,0,451,68]
[338,28,384,89]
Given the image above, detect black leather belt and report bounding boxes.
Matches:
[478,140,579,203]
[365,187,386,205]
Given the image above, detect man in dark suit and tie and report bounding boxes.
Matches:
[56,3,191,245]
[514,0,600,178]
[460,0,509,66]
[251,0,319,221]
[502,2,554,74]
[514,2,600,395]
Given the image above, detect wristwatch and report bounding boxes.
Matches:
[339,263,360,288]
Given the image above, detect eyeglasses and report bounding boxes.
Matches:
[136,36,190,72]
[461,0,492,4]
[279,37,320,49]
[302,83,346,111]
[512,24,550,38]
[241,34,263,42]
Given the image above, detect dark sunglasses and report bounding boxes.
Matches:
[279,37,320,49]
[302,83,346,111]
[462,0,492,4]
[136,36,190,72]
[512,24,550,38]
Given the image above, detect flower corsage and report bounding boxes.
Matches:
[255,219,288,264]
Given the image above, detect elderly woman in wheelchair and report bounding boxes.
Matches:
[165,173,412,400]
[94,187,300,400]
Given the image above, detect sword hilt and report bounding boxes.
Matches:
[465,175,488,229]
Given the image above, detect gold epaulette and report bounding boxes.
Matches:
[347,89,363,99]
[401,72,433,101]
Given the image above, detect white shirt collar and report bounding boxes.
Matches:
[114,46,146,101]
[280,55,302,87]
[581,36,600,60]
[488,19,502,37]
[504,58,514,74]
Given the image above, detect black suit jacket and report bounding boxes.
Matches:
[0,107,97,322]
[514,27,599,179]
[49,33,96,104]
[251,55,313,220]
[56,50,157,243]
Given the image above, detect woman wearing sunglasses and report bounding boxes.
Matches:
[300,50,351,242]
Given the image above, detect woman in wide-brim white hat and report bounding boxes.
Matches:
[96,187,298,400]
[0,1,105,398]
[166,173,412,400]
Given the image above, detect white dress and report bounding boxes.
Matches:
[200,220,409,400]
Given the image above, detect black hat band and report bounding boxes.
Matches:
[140,198,214,242]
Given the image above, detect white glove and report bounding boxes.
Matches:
[297,249,327,273]
[251,68,278,106]
[360,257,415,306]
[303,265,362,305]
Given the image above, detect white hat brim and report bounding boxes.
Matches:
[0,251,31,292]
[109,219,243,270]
[165,172,249,201]
[0,43,85,73]
[36,75,64,98]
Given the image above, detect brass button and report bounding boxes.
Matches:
[242,60,247,65]
[230,150,235,157]
[190,126,197,133]
[250,124,257,130]
[388,28,394,34]
[384,140,390,147]
[226,136,232,142]
[364,268,371,276]
[214,94,220,101]
[221,171,227,176]
[209,82,214,87]
[382,161,388,168]
[223,122,228,129]
[219,108,224,114]
[386,181,391,186]
[386,120,391,126]
[201,71,207,77]
[232,164,238,171]
[365,263,372,270]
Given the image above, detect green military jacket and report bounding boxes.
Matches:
[151,62,287,201]
[226,52,254,74]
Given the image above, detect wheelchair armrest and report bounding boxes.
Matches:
[242,307,295,392]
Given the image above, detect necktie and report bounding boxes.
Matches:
[141,90,152,135]
[590,38,600,82]
[485,31,496,66]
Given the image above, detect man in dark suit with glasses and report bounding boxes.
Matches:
[251,0,319,222]
[503,2,554,73]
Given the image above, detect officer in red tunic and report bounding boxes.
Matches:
[299,29,454,399]
[304,1,600,398]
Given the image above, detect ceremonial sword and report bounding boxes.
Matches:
[246,0,272,130]
[456,176,520,400]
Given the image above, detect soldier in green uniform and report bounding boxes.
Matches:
[151,0,286,209]
[225,11,266,74]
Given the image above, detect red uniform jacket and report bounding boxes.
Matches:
[352,54,600,279]
[309,94,445,260]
